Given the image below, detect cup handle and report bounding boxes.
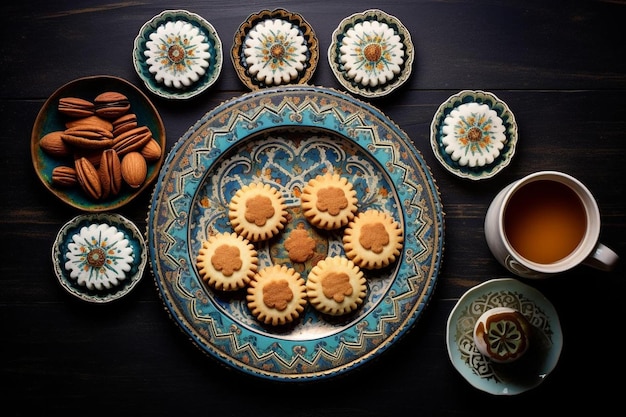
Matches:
[582,243,619,272]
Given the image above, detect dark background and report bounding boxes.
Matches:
[2,1,625,415]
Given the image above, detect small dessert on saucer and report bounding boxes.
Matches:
[473,306,531,363]
[343,209,403,269]
[246,264,308,326]
[339,19,405,88]
[243,18,308,86]
[301,173,358,230]
[64,222,134,291]
[144,19,212,89]
[441,102,506,168]
[196,232,258,291]
[228,182,288,242]
[306,256,367,316]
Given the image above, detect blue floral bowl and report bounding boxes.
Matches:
[328,9,414,98]
[430,90,518,180]
[52,213,147,303]
[133,9,223,100]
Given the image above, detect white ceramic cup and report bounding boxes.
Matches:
[484,171,618,278]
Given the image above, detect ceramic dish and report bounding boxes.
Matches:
[31,75,166,212]
[430,90,518,180]
[328,9,414,98]
[231,8,319,90]
[133,9,223,100]
[147,85,445,381]
[52,213,147,304]
[446,278,562,395]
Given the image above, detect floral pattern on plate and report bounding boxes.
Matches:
[431,90,518,180]
[147,85,444,380]
[446,278,562,395]
[52,213,147,303]
[232,8,319,90]
[65,223,134,290]
[133,9,223,100]
[243,18,308,86]
[144,20,212,89]
[329,9,414,98]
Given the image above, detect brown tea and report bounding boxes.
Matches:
[504,180,587,264]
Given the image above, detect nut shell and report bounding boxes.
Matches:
[98,149,122,199]
[75,157,103,200]
[51,166,78,187]
[140,138,162,161]
[120,151,147,188]
[40,131,71,157]
[58,97,95,118]
[94,92,131,119]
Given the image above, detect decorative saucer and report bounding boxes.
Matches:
[328,9,414,98]
[430,90,518,180]
[446,278,562,395]
[133,9,223,100]
[52,213,147,303]
[231,8,319,90]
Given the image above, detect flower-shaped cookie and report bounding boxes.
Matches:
[64,223,134,290]
[243,18,308,86]
[339,19,405,88]
[441,102,506,167]
[144,20,211,89]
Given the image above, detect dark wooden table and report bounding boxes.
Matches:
[2,1,625,415]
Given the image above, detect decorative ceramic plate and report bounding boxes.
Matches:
[231,8,319,90]
[430,90,518,180]
[31,75,166,212]
[133,9,223,100]
[52,213,147,304]
[147,85,444,380]
[446,278,562,395]
[328,9,414,98]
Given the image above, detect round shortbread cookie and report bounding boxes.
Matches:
[229,182,288,242]
[306,256,366,316]
[246,264,307,326]
[343,209,403,269]
[196,232,258,291]
[301,173,358,230]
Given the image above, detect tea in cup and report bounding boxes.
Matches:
[484,171,618,278]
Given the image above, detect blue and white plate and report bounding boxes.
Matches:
[133,9,223,100]
[430,90,518,180]
[446,278,563,395]
[52,213,147,304]
[147,85,445,380]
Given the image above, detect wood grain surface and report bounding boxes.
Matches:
[1,1,625,415]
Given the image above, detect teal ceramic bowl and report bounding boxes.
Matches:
[31,75,166,212]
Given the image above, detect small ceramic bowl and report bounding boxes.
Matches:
[446,278,562,395]
[31,75,166,212]
[231,8,319,90]
[133,9,223,100]
[52,213,147,303]
[430,90,518,180]
[328,9,414,98]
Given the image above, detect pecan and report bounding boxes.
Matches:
[112,113,138,136]
[75,157,102,200]
[58,97,95,118]
[64,115,113,132]
[98,149,122,199]
[94,92,130,119]
[51,166,78,187]
[112,126,152,156]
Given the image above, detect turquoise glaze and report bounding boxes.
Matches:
[446,278,563,395]
[147,86,444,380]
[430,90,518,180]
[133,9,223,100]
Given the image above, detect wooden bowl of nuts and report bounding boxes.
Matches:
[31,75,166,211]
